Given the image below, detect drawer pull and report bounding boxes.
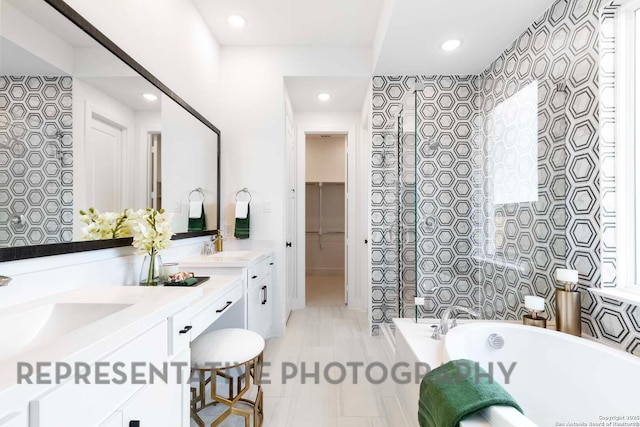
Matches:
[179,325,192,334]
[251,275,258,279]
[261,285,268,305]
[216,301,233,313]
[130,421,140,427]
[269,262,274,265]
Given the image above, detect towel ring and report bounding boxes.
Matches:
[235,188,252,203]
[189,188,205,202]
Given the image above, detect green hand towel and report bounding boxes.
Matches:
[418,359,523,427]
[234,205,250,239]
[188,208,206,232]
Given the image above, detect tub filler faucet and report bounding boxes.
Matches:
[432,306,481,340]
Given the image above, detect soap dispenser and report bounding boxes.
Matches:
[213,230,224,252]
[523,295,547,328]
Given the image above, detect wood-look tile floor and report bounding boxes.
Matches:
[192,277,409,427]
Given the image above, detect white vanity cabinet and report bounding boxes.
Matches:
[28,310,193,427]
[180,251,274,339]
[246,257,274,339]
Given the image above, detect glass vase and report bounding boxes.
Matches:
[139,249,164,286]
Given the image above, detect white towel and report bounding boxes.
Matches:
[235,200,249,219]
[189,201,203,218]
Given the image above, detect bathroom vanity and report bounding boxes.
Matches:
[0,253,270,427]
[180,250,275,339]
[0,286,199,426]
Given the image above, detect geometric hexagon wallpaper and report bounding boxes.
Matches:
[0,75,73,246]
[371,0,640,356]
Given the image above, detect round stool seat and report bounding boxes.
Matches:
[191,328,265,369]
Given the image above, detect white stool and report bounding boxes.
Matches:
[190,328,265,427]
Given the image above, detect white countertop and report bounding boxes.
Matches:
[179,249,272,268]
[0,285,201,409]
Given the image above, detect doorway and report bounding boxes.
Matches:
[304,134,347,306]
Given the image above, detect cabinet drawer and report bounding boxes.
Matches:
[30,321,167,427]
[168,307,192,356]
[247,256,273,289]
[191,282,242,339]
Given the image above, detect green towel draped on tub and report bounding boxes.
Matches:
[418,359,523,427]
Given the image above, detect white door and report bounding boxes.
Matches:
[285,111,296,321]
[344,138,350,305]
[86,114,124,212]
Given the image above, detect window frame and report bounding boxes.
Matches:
[616,0,640,289]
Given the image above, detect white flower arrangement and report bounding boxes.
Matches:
[79,208,132,240]
[129,208,174,255]
[79,207,174,286]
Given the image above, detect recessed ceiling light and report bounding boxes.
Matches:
[228,15,246,28]
[441,39,462,51]
[142,93,158,102]
[318,93,331,102]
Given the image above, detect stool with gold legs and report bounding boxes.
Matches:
[190,328,265,427]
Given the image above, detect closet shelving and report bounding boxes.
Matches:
[305,182,345,249]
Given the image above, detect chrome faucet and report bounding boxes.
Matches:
[0,275,12,287]
[432,305,481,340]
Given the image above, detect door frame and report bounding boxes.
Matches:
[294,123,358,310]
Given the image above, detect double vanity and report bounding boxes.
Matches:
[0,249,274,427]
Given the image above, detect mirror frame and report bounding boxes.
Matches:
[0,0,221,262]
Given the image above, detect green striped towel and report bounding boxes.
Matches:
[234,205,250,239]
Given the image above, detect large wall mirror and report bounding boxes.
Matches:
[0,0,220,261]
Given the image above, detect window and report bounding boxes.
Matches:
[616,0,640,288]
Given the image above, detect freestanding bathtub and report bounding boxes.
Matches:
[445,323,640,426]
[394,319,640,427]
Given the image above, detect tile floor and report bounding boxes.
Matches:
[191,276,410,427]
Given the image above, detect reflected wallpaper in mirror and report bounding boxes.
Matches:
[0,0,218,248]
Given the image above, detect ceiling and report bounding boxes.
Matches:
[0,37,67,75]
[192,0,385,47]
[78,77,162,112]
[7,0,98,48]
[374,0,557,75]
[194,0,557,76]
[285,77,370,112]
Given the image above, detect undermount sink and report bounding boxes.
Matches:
[0,302,131,361]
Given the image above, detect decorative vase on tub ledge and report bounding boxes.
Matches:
[555,268,581,336]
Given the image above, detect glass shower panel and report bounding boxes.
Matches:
[397,92,417,319]
[478,78,568,320]
[414,76,482,318]
[412,76,568,321]
[371,117,401,326]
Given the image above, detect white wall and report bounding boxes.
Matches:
[161,95,218,233]
[305,136,345,183]
[219,47,371,326]
[0,0,222,308]
[64,0,221,125]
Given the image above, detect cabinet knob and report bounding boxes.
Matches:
[252,275,258,279]
[286,242,292,248]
